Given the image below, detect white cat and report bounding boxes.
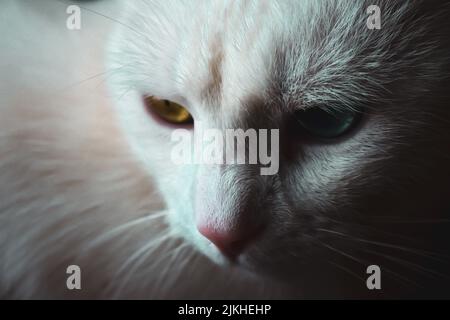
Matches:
[1,0,450,299]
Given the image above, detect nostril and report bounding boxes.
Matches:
[198,227,242,260]
[197,225,262,260]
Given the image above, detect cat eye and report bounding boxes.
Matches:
[144,96,194,125]
[294,107,361,139]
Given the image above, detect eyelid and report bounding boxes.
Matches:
[143,95,194,127]
[293,106,363,140]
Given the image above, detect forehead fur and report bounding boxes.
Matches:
[272,0,450,112]
[113,0,450,117]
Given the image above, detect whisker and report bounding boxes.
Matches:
[324,260,365,282]
[152,241,192,290]
[84,210,167,252]
[318,241,364,264]
[327,217,419,244]
[363,247,450,281]
[117,233,172,277]
[367,217,450,224]
[111,233,172,297]
[318,239,421,288]
[54,0,149,40]
[59,64,130,92]
[317,228,450,262]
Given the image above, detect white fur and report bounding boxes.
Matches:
[1,0,450,298]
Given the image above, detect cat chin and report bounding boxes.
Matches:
[196,241,298,281]
[201,247,230,266]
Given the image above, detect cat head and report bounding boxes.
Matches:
[108,0,450,293]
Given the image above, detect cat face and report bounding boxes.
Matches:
[108,0,450,293]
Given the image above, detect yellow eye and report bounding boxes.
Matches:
[144,96,193,125]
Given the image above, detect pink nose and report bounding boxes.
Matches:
[198,225,262,260]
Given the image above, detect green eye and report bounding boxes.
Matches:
[295,107,360,139]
